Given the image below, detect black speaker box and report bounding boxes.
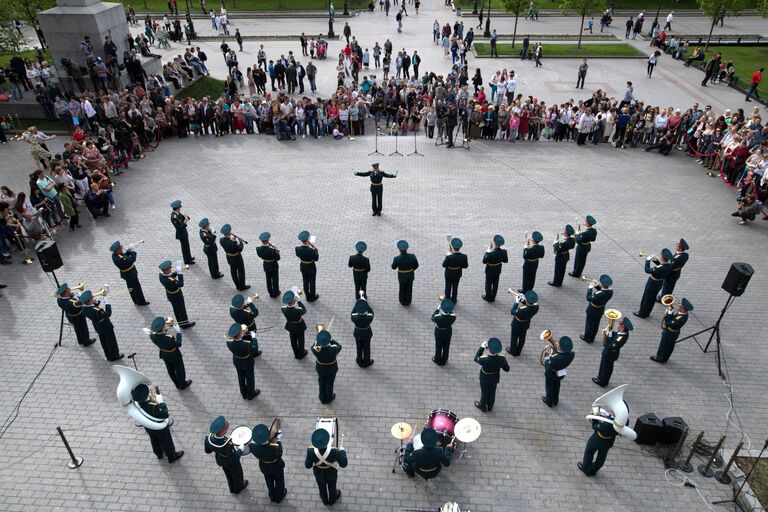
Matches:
[722,262,754,297]
[661,417,688,445]
[633,413,663,445]
[35,240,63,272]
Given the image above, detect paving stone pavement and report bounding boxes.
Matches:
[0,123,767,511]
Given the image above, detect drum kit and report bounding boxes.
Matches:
[391,409,482,473]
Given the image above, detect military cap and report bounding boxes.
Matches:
[421,428,438,448]
[355,241,367,253]
[532,231,543,242]
[109,240,121,252]
[79,290,93,302]
[559,336,573,352]
[397,240,409,251]
[565,224,575,236]
[679,238,689,251]
[353,299,368,313]
[316,330,332,345]
[231,294,245,308]
[621,317,634,331]
[488,337,502,353]
[525,290,538,304]
[209,415,226,434]
[586,215,597,225]
[311,428,330,448]
[226,323,243,337]
[131,383,150,401]
[371,162,380,167]
[493,234,505,245]
[198,217,209,228]
[151,316,166,331]
[282,291,295,304]
[220,224,232,235]
[298,230,310,241]
[681,298,693,311]
[170,200,182,209]
[159,260,173,270]
[599,274,613,287]
[259,232,271,242]
[56,283,69,295]
[450,238,463,250]
[440,298,455,314]
[661,248,673,260]
[251,424,269,444]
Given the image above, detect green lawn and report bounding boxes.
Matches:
[0,49,52,68]
[125,0,367,12]
[454,0,758,11]
[704,45,768,97]
[175,76,227,100]
[737,457,768,508]
[474,42,645,58]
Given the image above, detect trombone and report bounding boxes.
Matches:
[315,315,335,333]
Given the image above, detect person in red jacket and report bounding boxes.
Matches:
[745,67,763,102]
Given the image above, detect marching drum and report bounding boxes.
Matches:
[315,417,340,448]
[230,425,253,455]
[426,409,459,447]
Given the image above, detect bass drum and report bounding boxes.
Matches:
[426,409,459,447]
[315,417,339,448]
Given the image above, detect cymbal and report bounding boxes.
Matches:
[390,422,413,440]
[454,417,482,443]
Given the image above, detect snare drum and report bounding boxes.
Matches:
[426,409,459,447]
[315,417,339,448]
[230,425,252,455]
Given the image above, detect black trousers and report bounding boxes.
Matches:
[261,467,286,502]
[125,276,147,304]
[354,333,372,366]
[168,292,189,324]
[443,276,460,303]
[161,352,187,388]
[317,366,337,403]
[265,268,280,297]
[479,379,498,410]
[221,461,245,493]
[353,273,367,298]
[313,467,339,505]
[204,247,221,278]
[145,426,177,459]
[552,255,568,286]
[637,280,663,317]
[583,308,603,343]
[484,273,500,300]
[509,324,529,356]
[370,185,383,213]
[69,315,91,345]
[398,279,413,305]
[544,373,563,405]
[522,262,538,292]
[95,327,121,360]
[571,245,590,276]
[178,236,193,264]
[288,331,306,358]
[301,266,317,300]
[659,272,680,298]
[434,332,451,365]
[227,255,247,290]
[577,132,589,145]
[235,364,256,398]
[582,435,613,475]
[595,353,616,386]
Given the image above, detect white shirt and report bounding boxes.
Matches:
[82,100,97,118]
[666,13,673,23]
[506,77,517,94]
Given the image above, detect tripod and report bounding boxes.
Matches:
[675,293,736,378]
[390,130,403,156]
[368,127,383,155]
[408,129,423,156]
[712,438,768,511]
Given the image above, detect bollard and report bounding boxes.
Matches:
[698,435,726,478]
[715,441,743,485]
[56,426,84,469]
[665,426,689,469]
[677,431,704,473]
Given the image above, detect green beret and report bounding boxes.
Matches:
[209,415,226,434]
[493,234,505,245]
[621,317,634,331]
[353,299,368,313]
[316,330,332,345]
[159,260,173,270]
[228,323,243,337]
[661,248,673,260]
[251,424,269,444]
[79,290,93,302]
[259,232,271,242]
[397,240,408,251]
[109,241,120,252]
[311,428,330,448]
[440,298,454,313]
[525,290,538,304]
[565,224,575,236]
[532,231,543,242]
[421,428,438,448]
[681,298,693,311]
[679,238,689,251]
[131,383,149,402]
[220,224,232,235]
[599,274,612,287]
[170,200,182,209]
[355,241,367,253]
[282,291,295,304]
[586,215,596,225]
[198,217,209,228]
[56,283,69,295]
[231,294,245,308]
[488,337,502,353]
[298,230,310,241]
[559,336,573,352]
[151,317,166,331]
[450,238,463,250]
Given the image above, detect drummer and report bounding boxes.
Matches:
[250,423,287,503]
[403,428,454,480]
[203,416,249,494]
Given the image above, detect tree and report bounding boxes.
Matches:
[757,0,767,16]
[501,0,536,48]
[559,0,607,49]
[697,0,745,51]
[0,0,55,49]
[0,15,24,54]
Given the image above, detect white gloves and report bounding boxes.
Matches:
[245,296,253,305]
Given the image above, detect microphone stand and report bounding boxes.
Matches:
[711,438,768,511]
[368,126,383,156]
[389,128,403,156]
[408,128,423,156]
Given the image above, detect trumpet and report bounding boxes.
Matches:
[248,293,260,303]
[144,317,175,335]
[580,275,599,287]
[507,288,524,301]
[446,234,452,255]
[358,290,366,300]
[231,233,249,244]
[127,240,145,251]
[267,241,278,251]
[51,282,86,297]
[307,235,317,250]
[539,329,557,366]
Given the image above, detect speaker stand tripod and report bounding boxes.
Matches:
[408,130,423,156]
[675,293,735,378]
[711,438,768,512]
[389,131,403,156]
[368,127,383,156]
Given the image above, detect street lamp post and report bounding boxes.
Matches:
[483,0,491,37]
[473,0,478,15]
[328,1,336,38]
[651,0,662,36]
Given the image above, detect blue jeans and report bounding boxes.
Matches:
[308,118,318,137]
[297,119,305,135]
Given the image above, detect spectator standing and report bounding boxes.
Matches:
[490,30,498,58]
[625,17,633,38]
[647,50,660,78]
[576,58,588,89]
[745,67,763,102]
[701,52,721,86]
[663,11,673,31]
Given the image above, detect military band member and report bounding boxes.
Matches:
[296,230,320,301]
[659,238,689,300]
[110,240,150,305]
[305,428,347,506]
[312,330,342,404]
[542,336,575,408]
[431,298,456,366]
[580,274,614,343]
[482,234,508,302]
[198,218,224,279]
[226,323,261,399]
[56,283,95,346]
[549,225,576,287]
[507,290,539,356]
[392,240,419,306]
[355,162,396,216]
[593,317,632,387]
[351,297,374,367]
[219,224,250,291]
[170,200,195,265]
[251,423,287,503]
[230,293,261,354]
[204,416,248,494]
[579,411,620,477]
[148,316,192,389]
[256,232,281,298]
[519,231,544,293]
[474,337,510,412]
[569,215,597,278]
[159,260,195,328]
[348,241,371,299]
[132,383,184,463]
[403,428,454,480]
[81,289,124,361]
[442,237,468,303]
[651,298,692,363]
[281,290,308,359]
[633,248,673,319]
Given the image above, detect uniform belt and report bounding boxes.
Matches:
[672,268,681,272]
[234,353,251,359]
[66,311,83,317]
[398,269,414,273]
[165,288,181,294]
[315,464,333,469]
[579,242,591,246]
[261,258,276,262]
[650,276,662,281]
[486,262,502,266]
[525,258,538,262]
[203,244,212,248]
[301,260,315,264]
[666,327,679,332]
[120,264,135,272]
[96,318,106,323]
[261,458,278,463]
[353,267,367,272]
[290,320,303,324]
[355,325,372,331]
[596,431,614,440]
[371,182,382,186]
[317,359,337,365]
[435,326,449,330]
[590,303,604,308]
[514,315,528,322]
[226,252,240,256]
[481,369,498,375]
[418,466,439,472]
[446,266,462,270]
[159,347,177,353]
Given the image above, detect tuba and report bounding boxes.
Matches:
[538,329,556,366]
[585,384,637,440]
[112,365,171,430]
